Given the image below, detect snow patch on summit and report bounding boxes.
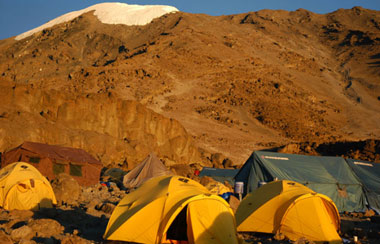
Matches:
[15,2,178,40]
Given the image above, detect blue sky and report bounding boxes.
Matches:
[1,0,379,40]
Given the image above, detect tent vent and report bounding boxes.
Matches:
[30,179,35,188]
[178,178,189,183]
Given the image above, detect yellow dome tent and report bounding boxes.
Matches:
[236,180,341,243]
[104,175,240,244]
[0,162,57,210]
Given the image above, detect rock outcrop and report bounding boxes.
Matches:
[0,80,204,168]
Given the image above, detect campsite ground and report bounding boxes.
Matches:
[0,181,379,244]
[238,211,380,244]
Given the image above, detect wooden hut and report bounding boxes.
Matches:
[2,141,102,186]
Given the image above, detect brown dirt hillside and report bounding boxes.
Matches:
[0,7,379,167]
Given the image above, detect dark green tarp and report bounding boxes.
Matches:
[199,167,239,185]
[103,168,127,185]
[234,151,366,212]
[346,159,380,212]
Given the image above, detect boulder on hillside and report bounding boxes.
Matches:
[278,143,300,154]
[8,210,34,220]
[170,164,193,178]
[18,240,37,244]
[10,225,33,242]
[0,230,12,244]
[211,153,224,166]
[228,194,240,213]
[61,234,93,244]
[199,176,213,186]
[222,158,235,169]
[51,173,81,206]
[28,218,64,238]
[364,209,376,217]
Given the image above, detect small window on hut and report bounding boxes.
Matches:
[53,163,65,175]
[70,164,82,177]
[29,157,40,163]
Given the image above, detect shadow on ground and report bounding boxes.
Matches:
[33,207,109,243]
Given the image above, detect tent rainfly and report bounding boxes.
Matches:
[123,152,173,189]
[234,151,366,212]
[345,158,380,213]
[236,180,341,243]
[1,141,103,186]
[104,175,240,244]
[0,162,57,210]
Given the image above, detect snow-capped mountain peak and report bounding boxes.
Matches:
[16,2,179,40]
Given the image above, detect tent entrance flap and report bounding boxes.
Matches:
[166,206,188,242]
[187,199,238,244]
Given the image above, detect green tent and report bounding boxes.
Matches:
[199,167,239,185]
[346,158,380,213]
[234,151,366,212]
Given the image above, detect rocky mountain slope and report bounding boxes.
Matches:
[0,5,379,167]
